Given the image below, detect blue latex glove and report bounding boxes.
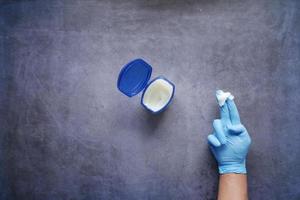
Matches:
[208,93,251,174]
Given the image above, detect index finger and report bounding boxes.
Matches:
[220,103,230,125]
[226,99,241,125]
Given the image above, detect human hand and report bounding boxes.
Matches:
[208,90,251,174]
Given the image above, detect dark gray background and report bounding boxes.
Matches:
[1,0,300,199]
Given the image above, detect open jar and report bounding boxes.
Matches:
[117,59,175,113]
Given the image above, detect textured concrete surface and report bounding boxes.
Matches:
[1,0,300,199]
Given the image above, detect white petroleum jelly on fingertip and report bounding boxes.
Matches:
[216,90,234,106]
[142,79,174,112]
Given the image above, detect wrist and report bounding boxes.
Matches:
[218,161,247,174]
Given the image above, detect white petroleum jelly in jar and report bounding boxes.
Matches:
[142,78,174,112]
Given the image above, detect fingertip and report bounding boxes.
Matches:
[213,119,221,126]
[226,98,234,106]
[208,134,221,147]
[216,90,232,107]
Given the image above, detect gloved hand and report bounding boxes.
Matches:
[208,91,251,174]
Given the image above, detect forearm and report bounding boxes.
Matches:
[218,174,248,200]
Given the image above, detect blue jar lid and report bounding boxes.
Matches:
[117,59,152,97]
